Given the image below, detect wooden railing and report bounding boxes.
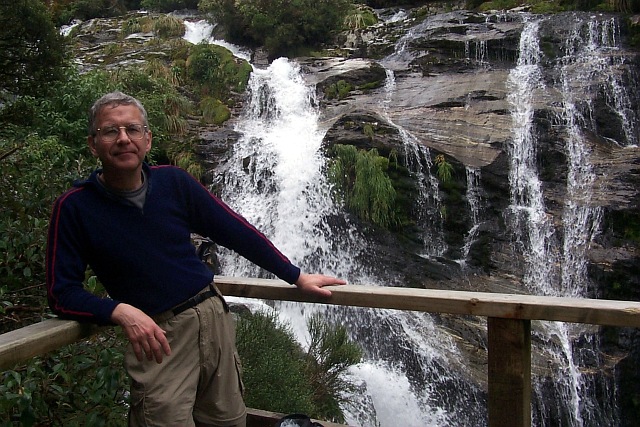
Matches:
[2,276,640,427]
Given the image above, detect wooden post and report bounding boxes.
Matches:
[488,317,531,427]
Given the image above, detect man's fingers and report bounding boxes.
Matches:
[155,330,172,358]
[132,342,144,362]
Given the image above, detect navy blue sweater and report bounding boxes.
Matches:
[46,164,300,325]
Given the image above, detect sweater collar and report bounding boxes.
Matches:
[75,163,153,195]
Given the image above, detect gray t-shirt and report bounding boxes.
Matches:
[96,169,148,210]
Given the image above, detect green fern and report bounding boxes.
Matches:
[329,144,397,228]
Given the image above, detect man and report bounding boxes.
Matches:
[46,91,346,427]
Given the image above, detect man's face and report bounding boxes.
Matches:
[88,104,152,173]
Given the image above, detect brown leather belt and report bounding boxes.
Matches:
[171,287,217,316]
[152,283,228,323]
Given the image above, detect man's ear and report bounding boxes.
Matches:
[145,130,152,153]
[87,135,98,157]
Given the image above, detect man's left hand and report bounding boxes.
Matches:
[294,273,346,297]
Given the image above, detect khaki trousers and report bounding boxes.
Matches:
[125,287,246,426]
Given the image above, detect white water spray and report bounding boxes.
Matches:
[506,15,630,426]
[208,55,475,426]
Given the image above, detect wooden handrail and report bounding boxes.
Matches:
[214,276,640,327]
[2,277,640,427]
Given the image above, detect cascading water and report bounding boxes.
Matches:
[459,166,482,266]
[505,14,633,426]
[380,65,447,258]
[183,10,637,426]
[212,56,483,427]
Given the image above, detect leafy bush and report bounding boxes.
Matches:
[304,314,362,423]
[0,68,114,297]
[0,136,95,292]
[343,5,379,30]
[200,96,231,125]
[434,154,454,184]
[329,144,398,228]
[0,0,67,99]
[0,330,129,427]
[186,43,252,100]
[53,0,129,23]
[236,310,361,421]
[140,0,199,12]
[325,80,353,100]
[150,14,186,38]
[199,0,352,58]
[236,310,316,415]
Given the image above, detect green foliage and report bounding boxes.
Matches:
[329,144,398,228]
[150,14,186,38]
[199,0,352,58]
[304,314,362,423]
[0,67,113,148]
[0,68,112,292]
[0,330,128,426]
[53,0,129,24]
[236,310,315,415]
[140,0,198,12]
[186,43,253,100]
[121,16,143,36]
[0,136,94,290]
[363,124,375,141]
[236,310,361,422]
[0,0,67,99]
[476,0,520,11]
[434,154,454,184]
[325,80,352,100]
[344,5,379,30]
[200,96,231,125]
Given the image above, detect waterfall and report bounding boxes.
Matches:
[209,54,483,427]
[505,15,627,426]
[381,48,446,259]
[182,10,636,426]
[506,18,587,427]
[459,167,482,266]
[506,18,558,294]
[183,18,251,61]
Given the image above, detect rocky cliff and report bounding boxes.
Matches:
[66,5,640,425]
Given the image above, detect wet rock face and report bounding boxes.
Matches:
[311,10,640,422]
[309,9,640,294]
[68,8,640,421]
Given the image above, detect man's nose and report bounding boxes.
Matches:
[116,127,130,141]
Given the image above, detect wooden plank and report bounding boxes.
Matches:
[215,277,640,327]
[0,318,98,371]
[488,318,531,427]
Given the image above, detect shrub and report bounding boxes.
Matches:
[304,314,362,423]
[0,330,129,426]
[199,0,352,58]
[151,14,186,38]
[325,80,352,100]
[140,0,199,12]
[186,43,252,100]
[434,154,454,184]
[343,5,379,30]
[236,310,361,422]
[200,96,231,125]
[329,144,398,228]
[236,310,316,415]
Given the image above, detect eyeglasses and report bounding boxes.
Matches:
[95,124,147,142]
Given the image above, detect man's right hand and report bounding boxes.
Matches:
[110,303,172,363]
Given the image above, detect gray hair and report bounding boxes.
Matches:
[88,91,149,136]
